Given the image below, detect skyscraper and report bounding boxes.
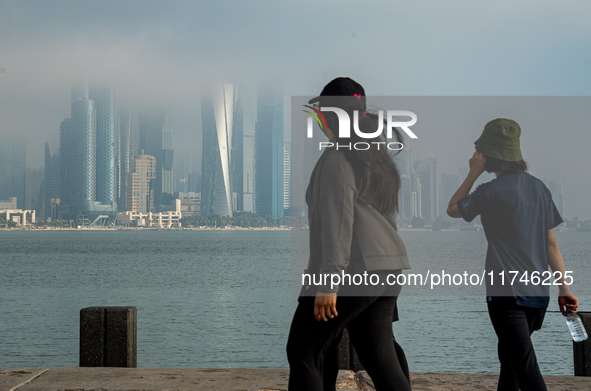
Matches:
[414,157,438,220]
[71,81,88,115]
[58,82,119,224]
[283,142,291,213]
[547,180,565,217]
[188,171,202,193]
[24,167,44,210]
[233,85,257,213]
[289,105,323,217]
[410,189,419,218]
[72,97,97,202]
[42,143,60,220]
[127,155,156,213]
[393,141,412,219]
[174,156,188,193]
[201,84,238,217]
[255,87,284,219]
[0,137,27,209]
[90,81,118,205]
[118,107,132,210]
[139,109,174,211]
[395,139,412,177]
[399,174,412,218]
[59,118,73,204]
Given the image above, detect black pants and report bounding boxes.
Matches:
[322,335,410,391]
[286,295,411,391]
[487,300,547,391]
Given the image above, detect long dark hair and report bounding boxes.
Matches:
[484,154,528,174]
[322,96,403,217]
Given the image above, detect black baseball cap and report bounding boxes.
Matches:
[308,77,366,104]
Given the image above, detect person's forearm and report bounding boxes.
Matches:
[548,241,571,293]
[449,172,479,209]
[446,172,480,217]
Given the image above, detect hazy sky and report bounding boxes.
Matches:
[1,1,590,217]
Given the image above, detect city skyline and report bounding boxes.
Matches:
[0,80,296,223]
[0,109,581,223]
[3,94,590,221]
[1,1,590,219]
[2,93,591,223]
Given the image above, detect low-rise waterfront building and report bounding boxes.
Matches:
[117,199,182,228]
[0,198,36,226]
[177,192,201,217]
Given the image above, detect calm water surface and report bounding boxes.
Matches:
[0,229,589,376]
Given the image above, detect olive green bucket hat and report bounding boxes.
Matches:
[474,118,523,161]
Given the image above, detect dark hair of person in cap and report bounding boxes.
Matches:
[309,77,404,217]
[475,118,528,175]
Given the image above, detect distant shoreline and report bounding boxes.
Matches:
[1,227,581,233]
[0,227,295,231]
[0,227,464,232]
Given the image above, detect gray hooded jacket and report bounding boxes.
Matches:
[306,147,410,294]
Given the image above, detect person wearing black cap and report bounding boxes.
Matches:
[286,78,412,390]
[447,119,579,391]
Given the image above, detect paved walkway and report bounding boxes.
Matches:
[2,368,591,391]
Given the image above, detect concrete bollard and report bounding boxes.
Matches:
[80,306,137,368]
[338,328,364,372]
[574,311,591,376]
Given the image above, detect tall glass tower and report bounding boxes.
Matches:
[255,87,284,219]
[118,107,132,210]
[58,81,119,223]
[231,85,257,213]
[547,180,565,217]
[24,167,44,210]
[59,118,73,203]
[241,86,257,212]
[72,97,97,201]
[201,84,237,217]
[0,137,27,209]
[42,143,60,219]
[414,156,438,220]
[90,82,118,205]
[283,142,291,213]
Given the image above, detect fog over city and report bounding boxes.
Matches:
[1,0,590,218]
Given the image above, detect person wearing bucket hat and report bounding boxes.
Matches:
[447,118,579,391]
[474,118,523,161]
[286,77,411,391]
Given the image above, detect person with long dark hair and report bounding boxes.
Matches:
[447,118,579,391]
[286,77,412,390]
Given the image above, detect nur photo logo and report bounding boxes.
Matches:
[303,103,418,151]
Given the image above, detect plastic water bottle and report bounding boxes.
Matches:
[566,311,588,342]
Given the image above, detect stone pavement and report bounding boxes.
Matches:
[2,368,591,391]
